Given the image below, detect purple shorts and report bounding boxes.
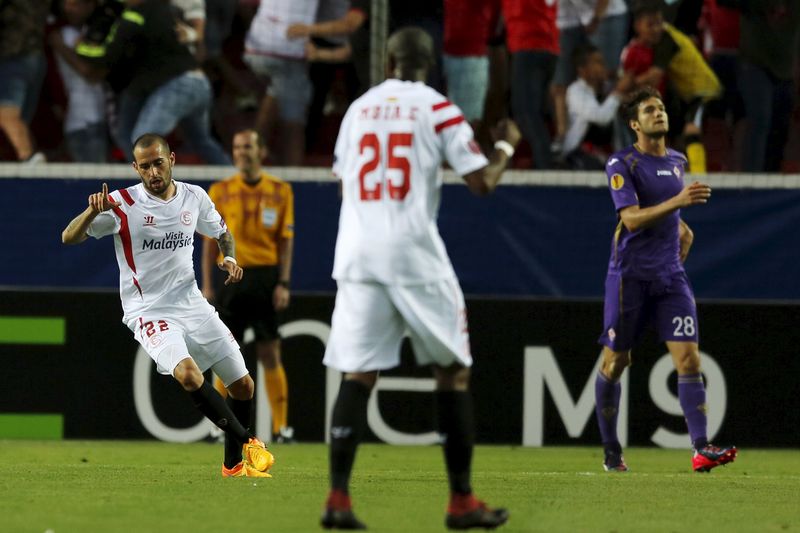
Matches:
[598,271,699,351]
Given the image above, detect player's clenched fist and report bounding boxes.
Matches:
[678,181,712,207]
[89,182,121,214]
[492,118,522,149]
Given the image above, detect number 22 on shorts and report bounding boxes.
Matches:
[139,318,170,338]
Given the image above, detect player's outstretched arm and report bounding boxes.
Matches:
[61,182,121,245]
[619,181,711,232]
[215,230,243,285]
[463,119,522,196]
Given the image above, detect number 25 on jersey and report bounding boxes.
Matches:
[359,133,413,201]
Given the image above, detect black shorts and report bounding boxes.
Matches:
[215,266,281,343]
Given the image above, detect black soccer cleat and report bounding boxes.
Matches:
[446,502,509,530]
[603,449,629,472]
[320,508,367,530]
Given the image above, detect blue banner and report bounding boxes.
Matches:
[3,178,799,300]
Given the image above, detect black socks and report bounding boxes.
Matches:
[188,380,251,444]
[436,390,475,495]
[329,380,371,492]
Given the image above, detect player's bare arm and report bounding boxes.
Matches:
[62,182,121,244]
[215,230,243,285]
[678,218,694,263]
[273,237,294,311]
[463,119,522,196]
[619,181,711,232]
[201,237,217,300]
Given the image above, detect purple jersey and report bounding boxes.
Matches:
[605,145,688,279]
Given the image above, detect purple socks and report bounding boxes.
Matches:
[595,372,621,450]
[678,373,708,450]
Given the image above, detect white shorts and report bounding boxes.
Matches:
[323,279,472,373]
[127,301,248,387]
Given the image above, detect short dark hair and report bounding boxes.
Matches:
[622,86,663,122]
[132,133,170,154]
[387,27,434,70]
[235,128,266,149]
[572,43,600,70]
[631,0,665,19]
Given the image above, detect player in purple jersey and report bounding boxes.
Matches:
[594,87,737,473]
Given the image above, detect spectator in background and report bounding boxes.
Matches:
[552,0,629,154]
[621,0,721,173]
[171,0,206,62]
[502,0,559,169]
[202,0,258,111]
[719,0,800,172]
[244,0,319,166]
[293,0,356,152]
[698,0,742,169]
[563,43,633,169]
[442,0,499,147]
[0,0,50,163]
[286,0,369,97]
[76,0,229,164]
[50,0,110,163]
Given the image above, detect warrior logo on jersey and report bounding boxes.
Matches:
[143,215,156,227]
[180,211,192,225]
[610,174,625,190]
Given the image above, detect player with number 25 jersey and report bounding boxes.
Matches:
[320,27,521,531]
[331,78,488,285]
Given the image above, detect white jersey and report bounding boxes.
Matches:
[331,79,488,285]
[87,181,227,324]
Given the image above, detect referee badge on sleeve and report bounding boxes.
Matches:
[610,174,625,190]
[261,207,277,227]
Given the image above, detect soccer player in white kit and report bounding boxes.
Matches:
[61,134,274,478]
[321,27,521,531]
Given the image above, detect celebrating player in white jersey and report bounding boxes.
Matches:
[321,27,521,531]
[61,134,274,479]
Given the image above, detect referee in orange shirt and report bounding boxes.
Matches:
[202,128,295,443]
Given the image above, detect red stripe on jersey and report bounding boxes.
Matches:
[111,205,137,274]
[118,188,135,206]
[432,101,452,111]
[132,277,143,297]
[434,115,465,133]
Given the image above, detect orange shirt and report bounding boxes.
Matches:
[208,172,294,267]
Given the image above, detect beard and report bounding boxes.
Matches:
[644,128,668,140]
[144,174,172,195]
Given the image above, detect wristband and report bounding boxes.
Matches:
[277,280,290,289]
[223,256,237,265]
[494,140,515,158]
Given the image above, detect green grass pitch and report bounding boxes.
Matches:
[0,441,798,532]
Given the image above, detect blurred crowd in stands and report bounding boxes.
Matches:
[0,0,799,172]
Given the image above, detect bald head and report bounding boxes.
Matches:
[387,27,434,73]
